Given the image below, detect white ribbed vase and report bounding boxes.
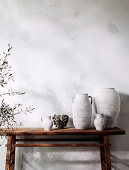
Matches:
[94,88,120,128]
[72,94,92,129]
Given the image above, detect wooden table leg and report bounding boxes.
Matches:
[104,136,111,170]
[99,135,106,170]
[5,136,16,170]
[10,136,16,170]
[5,136,12,170]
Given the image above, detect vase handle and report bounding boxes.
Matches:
[93,98,97,113]
[41,117,44,123]
[88,96,92,104]
[72,96,75,103]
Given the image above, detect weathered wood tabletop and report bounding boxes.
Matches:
[0,127,125,136]
[0,127,125,170]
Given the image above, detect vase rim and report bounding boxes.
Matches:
[75,93,88,95]
[46,116,51,119]
[97,88,115,90]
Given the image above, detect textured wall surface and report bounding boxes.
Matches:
[0,0,129,169]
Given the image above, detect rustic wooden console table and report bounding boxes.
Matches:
[0,127,125,170]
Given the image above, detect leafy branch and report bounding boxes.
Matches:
[0,44,14,87]
[0,99,34,128]
[0,44,35,133]
[0,91,25,97]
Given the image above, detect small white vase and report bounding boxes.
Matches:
[72,94,92,129]
[41,116,53,131]
[94,114,105,131]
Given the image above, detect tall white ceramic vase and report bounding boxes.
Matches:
[94,88,120,128]
[72,94,92,129]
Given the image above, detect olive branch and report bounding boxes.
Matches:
[0,44,34,143]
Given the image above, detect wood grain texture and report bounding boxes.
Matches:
[99,136,106,170]
[104,136,112,170]
[0,127,125,136]
[10,136,16,170]
[16,138,99,142]
[5,136,12,170]
[6,143,105,147]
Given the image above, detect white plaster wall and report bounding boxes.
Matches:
[0,0,129,169]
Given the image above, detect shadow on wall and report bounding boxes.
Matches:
[111,154,129,170]
[110,93,129,170]
[20,147,101,170]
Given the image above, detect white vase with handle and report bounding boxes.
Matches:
[72,94,92,129]
[94,88,120,128]
[41,116,53,131]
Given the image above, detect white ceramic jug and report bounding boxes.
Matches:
[94,88,120,128]
[72,94,92,129]
[41,116,53,131]
[94,114,105,131]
